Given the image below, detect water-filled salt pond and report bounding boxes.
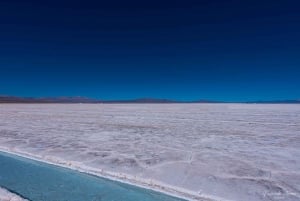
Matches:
[0,151,186,201]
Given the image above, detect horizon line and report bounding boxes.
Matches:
[0,94,299,103]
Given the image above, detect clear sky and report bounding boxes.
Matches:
[0,0,299,101]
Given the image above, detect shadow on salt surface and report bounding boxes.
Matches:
[0,151,187,201]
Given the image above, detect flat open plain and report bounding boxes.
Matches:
[0,104,299,201]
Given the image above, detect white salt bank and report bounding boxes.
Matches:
[0,104,299,201]
[0,187,28,201]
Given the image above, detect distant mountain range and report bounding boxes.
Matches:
[103,98,221,103]
[0,95,299,104]
[0,96,101,103]
[245,100,300,104]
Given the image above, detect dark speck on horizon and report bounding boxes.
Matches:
[0,0,299,101]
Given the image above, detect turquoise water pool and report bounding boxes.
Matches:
[0,151,187,201]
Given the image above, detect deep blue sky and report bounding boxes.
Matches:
[0,0,299,101]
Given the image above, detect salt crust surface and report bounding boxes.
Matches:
[0,104,299,201]
[0,187,28,201]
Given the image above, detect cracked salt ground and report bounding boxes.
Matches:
[0,104,299,201]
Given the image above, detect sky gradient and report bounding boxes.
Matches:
[0,0,300,101]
